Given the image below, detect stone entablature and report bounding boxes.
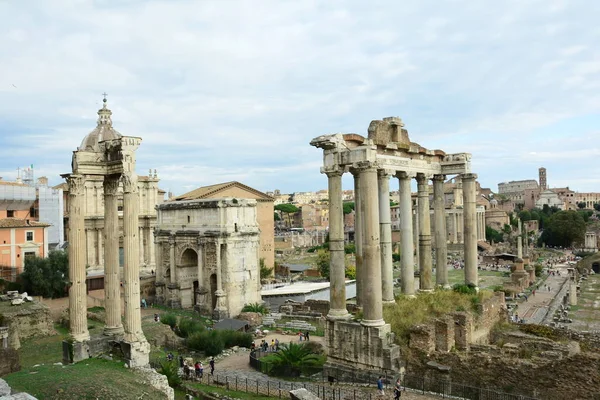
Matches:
[155,198,261,319]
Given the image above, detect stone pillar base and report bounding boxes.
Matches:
[121,339,150,368]
[166,283,181,309]
[103,326,125,337]
[62,336,112,364]
[325,319,402,382]
[327,308,351,321]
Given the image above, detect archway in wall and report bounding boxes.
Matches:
[180,248,198,267]
[592,262,600,274]
[210,273,217,311]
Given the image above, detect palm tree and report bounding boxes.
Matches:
[262,342,325,376]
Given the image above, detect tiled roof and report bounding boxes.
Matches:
[174,181,273,201]
[0,218,50,228]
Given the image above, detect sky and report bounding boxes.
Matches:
[1,0,600,197]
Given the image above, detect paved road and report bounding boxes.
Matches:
[510,264,569,324]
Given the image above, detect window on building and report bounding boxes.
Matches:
[7,210,14,217]
[26,231,34,242]
[29,207,37,218]
[24,251,36,260]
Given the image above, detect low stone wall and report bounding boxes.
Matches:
[303,299,360,316]
[0,302,55,344]
[0,348,20,376]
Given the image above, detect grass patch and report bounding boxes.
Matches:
[384,290,493,345]
[87,306,105,313]
[185,382,279,399]
[4,358,166,400]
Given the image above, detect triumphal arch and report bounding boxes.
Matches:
[62,97,149,366]
[311,117,477,379]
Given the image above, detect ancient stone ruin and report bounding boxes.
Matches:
[310,117,477,380]
[62,97,149,367]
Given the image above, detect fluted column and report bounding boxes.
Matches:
[103,176,123,335]
[169,236,176,284]
[378,169,394,304]
[148,228,155,268]
[360,166,383,326]
[462,173,478,288]
[139,227,145,266]
[86,229,95,268]
[398,172,415,296]
[417,173,433,292]
[452,212,457,244]
[433,175,449,288]
[122,173,145,343]
[326,168,350,320]
[351,169,363,308]
[67,174,90,342]
[517,219,523,258]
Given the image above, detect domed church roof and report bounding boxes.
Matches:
[79,95,122,152]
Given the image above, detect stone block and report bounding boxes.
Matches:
[0,378,10,396]
[289,388,320,400]
[121,339,150,368]
[410,324,435,354]
[0,348,20,376]
[10,299,23,306]
[453,312,472,351]
[237,312,263,327]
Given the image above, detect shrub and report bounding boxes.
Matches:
[392,253,401,262]
[260,342,326,376]
[161,313,177,329]
[453,283,477,295]
[220,330,253,348]
[178,318,204,338]
[187,330,225,356]
[345,265,356,280]
[159,360,181,388]
[344,244,355,254]
[241,303,269,315]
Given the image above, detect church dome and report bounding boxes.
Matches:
[79,97,122,152]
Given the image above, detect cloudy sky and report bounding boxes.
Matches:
[1,0,599,197]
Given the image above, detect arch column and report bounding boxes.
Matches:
[359,165,383,326]
[103,175,123,335]
[462,173,478,288]
[433,174,449,288]
[326,167,350,320]
[378,169,395,304]
[397,172,415,296]
[213,240,228,320]
[417,173,433,292]
[67,174,90,343]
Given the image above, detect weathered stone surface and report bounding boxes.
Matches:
[0,379,10,396]
[10,299,23,306]
[135,367,174,400]
[289,388,320,400]
[0,349,20,376]
[237,312,263,327]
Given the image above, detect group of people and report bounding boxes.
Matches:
[377,376,404,399]
[166,353,216,380]
[253,338,280,352]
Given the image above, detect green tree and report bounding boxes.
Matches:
[259,258,273,279]
[486,226,504,243]
[316,249,330,279]
[158,360,181,388]
[274,212,281,221]
[345,265,356,279]
[540,210,586,247]
[342,202,355,215]
[261,342,325,376]
[594,203,600,212]
[518,210,532,221]
[577,202,586,209]
[20,250,69,298]
[274,203,300,227]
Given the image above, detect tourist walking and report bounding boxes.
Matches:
[305,330,310,341]
[394,377,403,399]
[377,376,385,396]
[209,357,215,375]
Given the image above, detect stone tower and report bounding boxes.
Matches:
[539,167,547,191]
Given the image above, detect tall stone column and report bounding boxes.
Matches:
[378,169,395,304]
[67,174,90,342]
[97,228,103,267]
[197,241,204,289]
[86,228,95,268]
[103,176,123,335]
[417,173,433,292]
[398,172,415,296]
[452,212,458,244]
[139,227,145,266]
[517,219,523,258]
[351,169,363,308]
[148,228,155,269]
[326,168,350,320]
[433,175,449,288]
[360,166,383,326]
[122,173,145,343]
[169,236,176,284]
[462,173,478,288]
[154,234,165,304]
[214,240,228,319]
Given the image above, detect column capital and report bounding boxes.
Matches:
[461,173,478,181]
[104,175,120,195]
[349,161,378,175]
[322,166,345,178]
[121,173,139,194]
[377,169,395,178]
[67,174,86,196]
[432,174,446,183]
[416,172,433,183]
[396,171,416,180]
[168,235,176,246]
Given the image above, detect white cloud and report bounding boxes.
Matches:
[1,0,600,194]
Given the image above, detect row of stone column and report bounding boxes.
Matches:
[68,173,146,344]
[84,225,155,269]
[325,168,478,327]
